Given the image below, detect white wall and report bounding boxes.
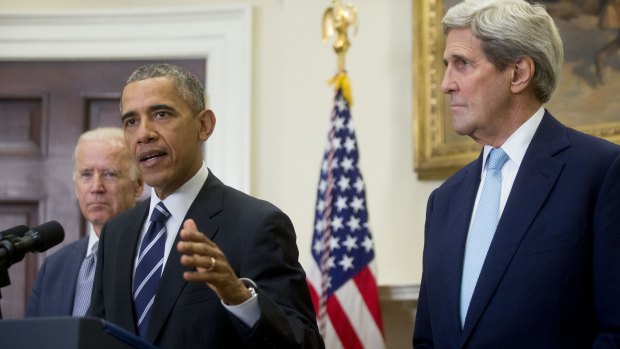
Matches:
[0,0,443,286]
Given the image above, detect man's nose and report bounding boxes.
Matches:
[440,68,456,94]
[136,117,158,144]
[90,173,105,192]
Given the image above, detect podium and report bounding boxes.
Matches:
[0,317,159,349]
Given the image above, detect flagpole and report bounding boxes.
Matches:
[310,2,385,347]
[319,0,358,338]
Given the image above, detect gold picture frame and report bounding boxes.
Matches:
[413,0,620,180]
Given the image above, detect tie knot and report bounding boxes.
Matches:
[150,202,171,223]
[486,148,508,173]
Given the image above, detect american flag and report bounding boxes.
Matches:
[307,73,385,349]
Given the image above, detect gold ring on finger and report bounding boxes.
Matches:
[206,256,216,272]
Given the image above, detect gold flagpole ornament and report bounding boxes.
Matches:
[322,0,358,105]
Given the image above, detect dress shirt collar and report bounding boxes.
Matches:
[86,223,99,257]
[148,162,210,226]
[481,106,545,169]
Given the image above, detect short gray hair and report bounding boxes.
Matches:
[442,0,564,103]
[73,127,140,181]
[125,63,205,114]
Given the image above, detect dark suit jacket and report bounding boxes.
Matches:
[413,112,620,348]
[90,172,323,349]
[25,237,88,317]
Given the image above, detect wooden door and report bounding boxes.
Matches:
[0,59,205,318]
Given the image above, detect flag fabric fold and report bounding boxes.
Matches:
[307,73,385,349]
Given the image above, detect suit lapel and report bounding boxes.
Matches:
[459,112,569,346]
[117,200,150,332]
[63,238,89,314]
[145,172,224,342]
[437,160,482,338]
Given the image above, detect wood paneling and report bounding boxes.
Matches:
[85,96,124,130]
[0,97,46,157]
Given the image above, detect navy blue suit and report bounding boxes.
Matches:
[25,237,88,317]
[413,112,620,348]
[90,172,322,349]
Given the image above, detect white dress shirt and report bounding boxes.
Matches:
[86,223,99,257]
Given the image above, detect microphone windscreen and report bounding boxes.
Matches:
[28,220,65,252]
[0,225,29,238]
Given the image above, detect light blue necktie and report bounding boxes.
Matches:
[133,202,170,338]
[72,241,98,316]
[460,148,509,327]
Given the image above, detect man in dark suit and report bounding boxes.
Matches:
[25,127,144,316]
[413,1,620,348]
[90,63,323,348]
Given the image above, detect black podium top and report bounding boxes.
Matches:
[0,316,159,349]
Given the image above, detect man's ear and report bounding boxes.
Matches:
[511,56,535,94]
[198,109,216,142]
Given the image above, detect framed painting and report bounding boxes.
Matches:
[413,0,620,180]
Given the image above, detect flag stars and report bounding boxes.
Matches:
[339,254,355,271]
[317,199,326,213]
[336,97,347,112]
[327,256,336,269]
[337,176,350,191]
[343,235,358,252]
[344,137,356,153]
[334,116,346,130]
[335,196,348,211]
[332,137,342,151]
[314,219,324,233]
[328,235,341,250]
[347,119,355,133]
[341,157,354,172]
[319,178,333,194]
[330,216,344,232]
[346,216,361,232]
[350,196,365,212]
[354,177,365,192]
[313,239,322,255]
[362,235,374,253]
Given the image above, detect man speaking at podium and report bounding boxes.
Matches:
[90,63,323,349]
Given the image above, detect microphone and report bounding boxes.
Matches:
[0,225,29,238]
[0,221,65,268]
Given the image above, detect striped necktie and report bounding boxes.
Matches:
[133,202,171,337]
[72,241,98,316]
[460,148,509,327]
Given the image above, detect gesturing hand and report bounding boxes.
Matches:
[177,219,251,305]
